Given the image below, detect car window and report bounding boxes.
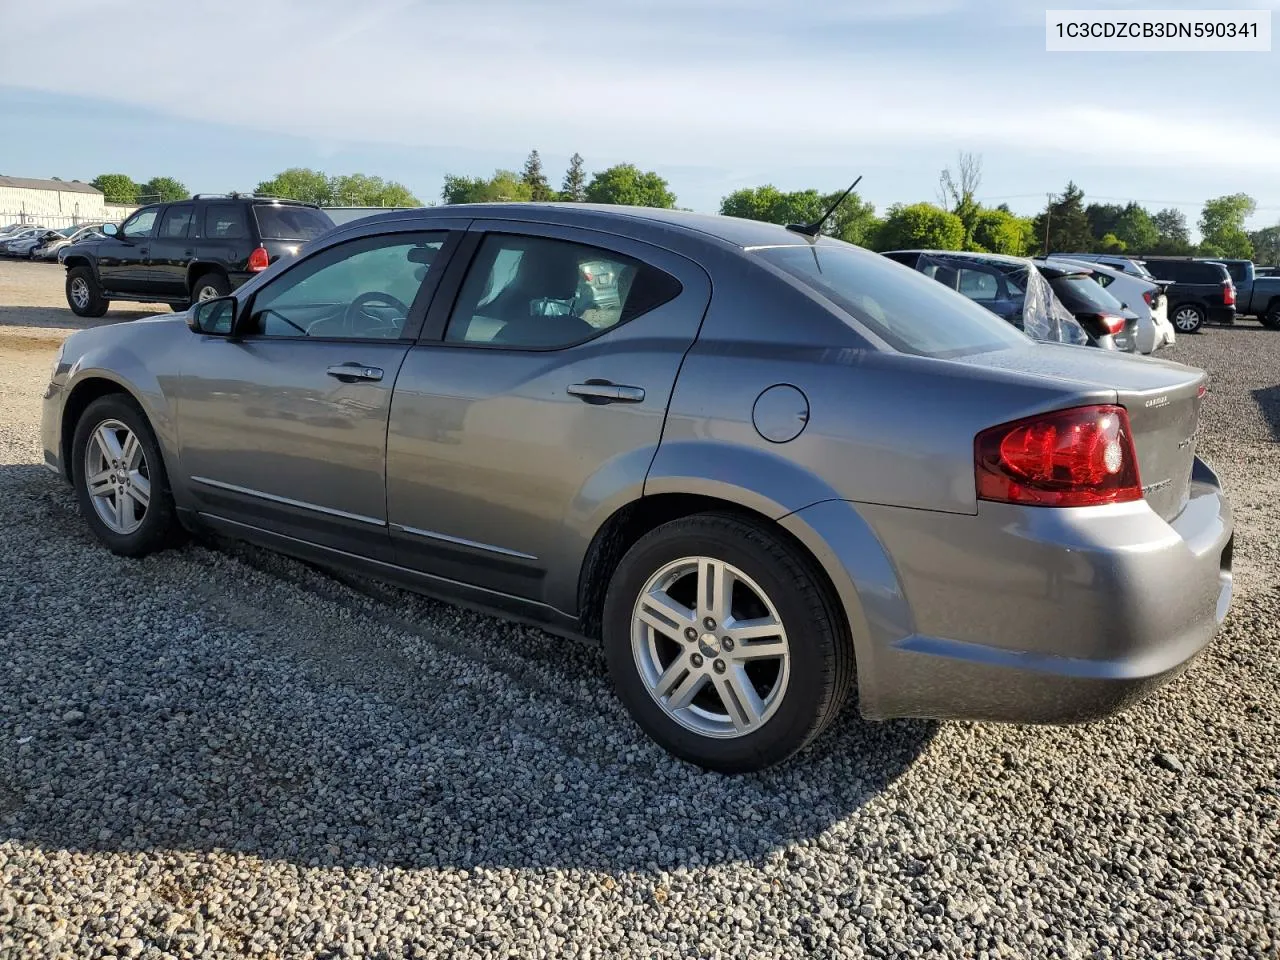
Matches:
[1218,261,1248,284]
[1053,276,1125,313]
[247,232,446,340]
[958,268,999,301]
[757,243,1028,358]
[445,234,682,348]
[158,204,194,240]
[1094,273,1115,288]
[121,208,158,240]
[252,204,334,241]
[202,204,248,240]
[1145,260,1185,283]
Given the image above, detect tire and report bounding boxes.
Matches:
[71,395,181,557]
[602,512,854,773]
[1260,305,1280,331]
[66,266,109,318]
[1170,303,1204,334]
[189,271,230,304]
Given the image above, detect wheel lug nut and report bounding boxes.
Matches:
[713,659,726,674]
[703,617,716,630]
[684,627,697,641]
[690,654,703,668]
[722,637,734,651]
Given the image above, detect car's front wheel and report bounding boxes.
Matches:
[66,266,109,317]
[1171,304,1205,333]
[71,395,181,557]
[190,271,231,305]
[603,513,854,773]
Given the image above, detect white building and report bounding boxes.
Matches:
[0,176,135,228]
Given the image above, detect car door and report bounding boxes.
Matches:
[385,221,712,613]
[174,225,463,559]
[148,203,196,296]
[98,206,159,293]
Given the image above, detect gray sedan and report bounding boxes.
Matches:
[41,204,1234,772]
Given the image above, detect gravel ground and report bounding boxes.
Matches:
[1,260,1277,958]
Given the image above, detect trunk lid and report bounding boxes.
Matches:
[956,345,1205,521]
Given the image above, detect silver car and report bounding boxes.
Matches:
[42,205,1234,772]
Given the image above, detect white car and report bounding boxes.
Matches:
[1052,257,1174,353]
[0,225,51,255]
[1051,252,1155,281]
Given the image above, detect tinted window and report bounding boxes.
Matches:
[1146,260,1223,284]
[253,204,334,241]
[121,208,159,239]
[1215,261,1249,284]
[1052,276,1125,313]
[445,234,682,348]
[247,233,445,339]
[203,204,248,240]
[158,204,194,239]
[756,243,1028,357]
[957,268,999,301]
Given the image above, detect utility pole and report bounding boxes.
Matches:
[1044,192,1053,254]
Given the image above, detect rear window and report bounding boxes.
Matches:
[253,204,334,241]
[1216,261,1249,284]
[1053,275,1125,313]
[756,243,1028,357]
[1146,260,1224,284]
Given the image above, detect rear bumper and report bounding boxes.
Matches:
[1208,306,1236,324]
[787,458,1233,724]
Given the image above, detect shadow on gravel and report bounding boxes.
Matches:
[0,306,165,330]
[1,463,939,873]
[1251,384,1280,441]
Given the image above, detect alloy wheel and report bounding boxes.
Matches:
[70,277,90,311]
[631,556,790,738]
[196,284,220,302]
[1174,308,1201,332]
[84,419,151,535]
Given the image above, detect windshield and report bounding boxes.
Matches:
[1054,275,1126,313]
[252,204,335,241]
[757,243,1029,357]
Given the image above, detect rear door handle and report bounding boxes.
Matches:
[327,363,384,383]
[567,380,645,404]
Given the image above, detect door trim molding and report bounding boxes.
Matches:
[391,522,537,561]
[189,475,385,526]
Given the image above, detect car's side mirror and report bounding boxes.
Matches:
[188,295,237,336]
[101,223,119,237]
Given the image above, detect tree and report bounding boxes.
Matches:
[1085,203,1124,245]
[256,168,333,205]
[1152,207,1193,255]
[441,170,532,204]
[1199,193,1256,260]
[1112,202,1159,253]
[1031,182,1092,255]
[872,203,965,251]
[139,176,189,202]
[91,173,139,204]
[328,173,419,207]
[970,208,1035,256]
[1249,225,1280,266]
[1098,232,1127,253]
[560,152,587,201]
[584,164,675,207]
[719,185,877,245]
[938,151,982,245]
[520,150,554,201]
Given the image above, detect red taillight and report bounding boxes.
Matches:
[1098,313,1125,335]
[1223,282,1235,306]
[582,269,593,281]
[248,246,270,272]
[975,405,1143,507]
[1142,289,1154,308]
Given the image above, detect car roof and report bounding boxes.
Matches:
[346,202,817,250]
[1032,259,1092,279]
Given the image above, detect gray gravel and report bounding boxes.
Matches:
[1,297,1278,957]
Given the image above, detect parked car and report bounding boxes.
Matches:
[1139,258,1236,333]
[61,194,335,317]
[42,204,1234,772]
[0,225,50,255]
[1049,252,1155,280]
[1257,265,1278,278]
[1029,260,1138,351]
[1049,257,1174,353]
[1174,258,1280,329]
[881,250,1089,346]
[30,224,104,261]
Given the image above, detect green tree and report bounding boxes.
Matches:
[584,164,675,207]
[138,176,189,202]
[520,150,554,201]
[1085,203,1125,245]
[1031,182,1092,255]
[256,168,333,205]
[1112,202,1159,253]
[560,152,587,201]
[824,189,879,246]
[1098,232,1127,253]
[1199,193,1256,259]
[872,202,965,251]
[90,173,139,204]
[719,185,877,245]
[328,173,419,207]
[441,170,533,204]
[1249,224,1280,265]
[970,208,1034,256]
[938,151,982,246]
[1152,207,1193,255]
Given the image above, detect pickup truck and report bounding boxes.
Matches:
[1206,258,1280,329]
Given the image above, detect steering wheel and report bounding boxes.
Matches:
[344,291,411,336]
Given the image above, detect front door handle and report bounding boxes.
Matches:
[327,363,384,383]
[567,380,645,404]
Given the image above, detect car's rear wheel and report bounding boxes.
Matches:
[1260,305,1280,330]
[603,513,853,773]
[190,272,230,305]
[1171,304,1204,333]
[71,395,181,557]
[66,266,109,318]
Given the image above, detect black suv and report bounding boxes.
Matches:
[1139,257,1235,333]
[63,194,335,317]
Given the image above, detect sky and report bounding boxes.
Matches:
[1,0,1278,234]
